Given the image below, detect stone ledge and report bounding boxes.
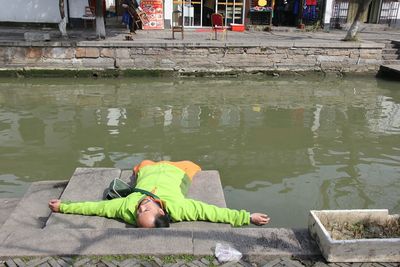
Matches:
[0,41,73,47]
[0,228,320,257]
[0,40,385,49]
[293,41,385,49]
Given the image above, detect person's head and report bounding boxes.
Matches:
[136,196,170,228]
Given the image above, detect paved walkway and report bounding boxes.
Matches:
[0,24,399,46]
[1,255,399,267]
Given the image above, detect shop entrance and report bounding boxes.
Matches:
[271,0,322,27]
[175,0,244,27]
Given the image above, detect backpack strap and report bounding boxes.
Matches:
[132,188,160,199]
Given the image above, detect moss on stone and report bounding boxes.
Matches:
[120,69,175,77]
[0,67,371,79]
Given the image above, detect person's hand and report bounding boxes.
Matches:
[250,213,270,226]
[48,199,61,212]
[122,3,128,8]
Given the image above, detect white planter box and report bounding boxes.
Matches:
[308,209,400,262]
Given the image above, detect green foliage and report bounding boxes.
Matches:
[161,254,197,263]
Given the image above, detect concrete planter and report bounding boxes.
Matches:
[308,209,400,262]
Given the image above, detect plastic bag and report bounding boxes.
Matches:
[214,243,242,262]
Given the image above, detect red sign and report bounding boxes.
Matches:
[140,0,164,30]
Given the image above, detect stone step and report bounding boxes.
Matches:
[391,40,400,46]
[382,54,400,60]
[385,43,398,49]
[45,167,228,229]
[379,64,400,80]
[385,41,400,49]
[0,181,67,231]
[383,60,400,65]
[382,48,399,55]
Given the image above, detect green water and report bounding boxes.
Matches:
[0,76,399,227]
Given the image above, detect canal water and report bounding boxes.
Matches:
[0,76,399,227]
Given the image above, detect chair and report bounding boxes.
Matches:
[172,10,184,40]
[82,6,96,28]
[211,13,228,40]
[136,8,150,26]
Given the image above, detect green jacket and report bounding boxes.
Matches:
[60,163,250,227]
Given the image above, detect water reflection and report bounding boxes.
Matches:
[0,77,399,227]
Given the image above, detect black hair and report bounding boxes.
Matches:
[154,212,170,228]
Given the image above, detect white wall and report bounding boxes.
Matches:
[69,0,90,18]
[0,0,61,23]
[165,0,172,22]
[0,0,89,23]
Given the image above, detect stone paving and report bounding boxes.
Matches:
[0,24,399,45]
[1,256,399,267]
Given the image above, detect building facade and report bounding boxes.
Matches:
[0,0,398,29]
[327,0,400,30]
[0,0,87,24]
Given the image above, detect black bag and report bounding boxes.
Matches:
[106,178,160,200]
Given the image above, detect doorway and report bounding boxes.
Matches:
[175,0,244,27]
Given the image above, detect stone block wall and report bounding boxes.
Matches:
[0,42,385,74]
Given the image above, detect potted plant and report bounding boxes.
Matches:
[308,209,400,262]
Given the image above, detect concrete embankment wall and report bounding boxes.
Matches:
[0,41,385,75]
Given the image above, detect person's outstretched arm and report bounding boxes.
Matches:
[167,199,270,227]
[48,198,130,222]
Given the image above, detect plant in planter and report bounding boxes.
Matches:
[308,209,400,262]
[325,216,400,240]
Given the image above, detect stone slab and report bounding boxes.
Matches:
[1,181,67,230]
[0,227,321,258]
[45,168,122,229]
[0,198,20,227]
[24,32,51,42]
[192,228,320,259]
[187,171,226,208]
[103,169,136,228]
[380,64,400,79]
[0,228,193,256]
[173,170,229,229]
[44,168,228,229]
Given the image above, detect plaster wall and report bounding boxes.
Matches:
[0,0,89,23]
[69,0,90,19]
[0,0,62,23]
